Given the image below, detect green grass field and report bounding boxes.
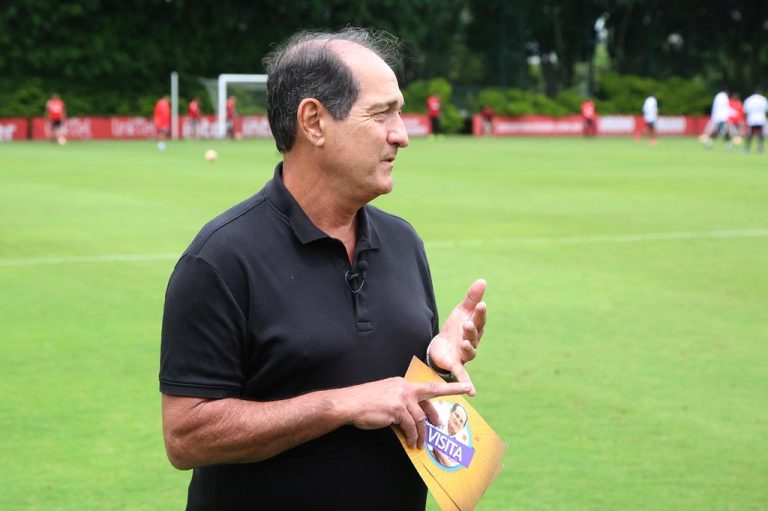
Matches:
[2,136,767,510]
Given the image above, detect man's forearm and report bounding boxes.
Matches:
[162,390,347,470]
[162,376,472,469]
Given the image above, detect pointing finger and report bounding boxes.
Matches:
[415,381,471,401]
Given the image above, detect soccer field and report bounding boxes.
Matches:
[2,137,767,510]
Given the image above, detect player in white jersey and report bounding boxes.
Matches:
[742,88,767,153]
[640,94,658,144]
[703,90,731,148]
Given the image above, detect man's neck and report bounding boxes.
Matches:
[282,157,359,261]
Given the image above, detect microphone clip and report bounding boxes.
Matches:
[344,260,368,294]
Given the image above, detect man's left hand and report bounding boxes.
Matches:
[427,279,487,396]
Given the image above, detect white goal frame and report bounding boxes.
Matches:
[216,73,268,138]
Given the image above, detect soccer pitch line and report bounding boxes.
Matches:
[1,229,767,267]
[0,253,180,267]
[426,228,768,249]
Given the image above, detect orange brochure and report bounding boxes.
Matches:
[394,357,508,511]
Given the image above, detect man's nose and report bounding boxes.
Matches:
[388,114,410,148]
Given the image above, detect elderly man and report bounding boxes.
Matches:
[160,28,487,510]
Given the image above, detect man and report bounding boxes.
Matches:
[481,105,495,136]
[430,402,469,468]
[160,28,487,510]
[727,93,744,148]
[704,89,730,148]
[742,88,767,154]
[45,92,66,143]
[426,92,442,138]
[154,95,171,150]
[641,93,658,144]
[187,97,202,139]
[580,97,597,138]
[225,95,237,139]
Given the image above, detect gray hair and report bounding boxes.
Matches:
[263,28,401,153]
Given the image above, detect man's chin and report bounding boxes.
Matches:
[378,178,394,195]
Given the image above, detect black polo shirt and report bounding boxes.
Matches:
[160,164,439,510]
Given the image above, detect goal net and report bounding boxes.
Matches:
[171,72,270,139]
[210,74,268,138]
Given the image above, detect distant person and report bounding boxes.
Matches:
[703,90,730,148]
[187,97,202,139]
[727,93,745,148]
[580,98,597,138]
[154,95,171,151]
[742,88,767,154]
[225,95,238,139]
[640,94,658,144]
[426,93,442,139]
[45,93,67,143]
[481,105,495,136]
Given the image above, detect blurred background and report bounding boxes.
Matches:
[2,1,767,130]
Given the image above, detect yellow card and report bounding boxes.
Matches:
[394,357,508,511]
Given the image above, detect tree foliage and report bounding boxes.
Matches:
[1,0,766,116]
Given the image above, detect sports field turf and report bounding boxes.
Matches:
[1,136,767,510]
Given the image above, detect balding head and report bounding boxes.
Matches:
[263,28,401,153]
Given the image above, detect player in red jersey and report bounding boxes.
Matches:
[581,98,597,138]
[46,93,67,143]
[187,97,202,139]
[481,105,495,136]
[727,93,745,148]
[225,96,238,139]
[154,95,171,150]
[426,94,442,138]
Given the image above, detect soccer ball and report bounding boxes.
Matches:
[57,135,67,145]
[204,149,218,162]
[732,135,743,146]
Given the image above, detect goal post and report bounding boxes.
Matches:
[216,74,268,138]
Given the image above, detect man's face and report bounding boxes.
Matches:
[323,43,409,203]
[447,406,468,436]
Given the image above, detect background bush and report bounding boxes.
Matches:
[0,72,719,122]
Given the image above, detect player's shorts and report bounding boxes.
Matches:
[645,120,655,130]
[51,119,62,129]
[749,125,765,138]
[430,116,441,135]
[711,121,727,137]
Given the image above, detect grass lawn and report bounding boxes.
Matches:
[1,136,766,509]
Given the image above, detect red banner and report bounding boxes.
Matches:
[402,114,431,136]
[7,112,432,141]
[0,118,30,141]
[473,114,710,137]
[7,113,716,140]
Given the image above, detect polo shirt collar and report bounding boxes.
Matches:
[266,163,381,251]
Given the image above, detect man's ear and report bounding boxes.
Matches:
[296,98,326,147]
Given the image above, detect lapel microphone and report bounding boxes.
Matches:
[345,260,368,294]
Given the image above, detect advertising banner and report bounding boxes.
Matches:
[0,118,30,141]
[472,114,710,137]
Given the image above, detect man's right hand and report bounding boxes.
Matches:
[162,377,470,469]
[341,377,472,449]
